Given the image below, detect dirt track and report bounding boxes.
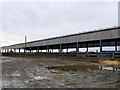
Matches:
[2,56,120,88]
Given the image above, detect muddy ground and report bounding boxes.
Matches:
[2,56,120,88]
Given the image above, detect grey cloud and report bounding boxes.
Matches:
[1,2,118,46]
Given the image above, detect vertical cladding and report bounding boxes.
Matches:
[69,36,77,43]
[77,31,102,41]
[78,34,88,42]
[84,34,89,41]
[18,44,24,49]
[59,37,67,44]
[84,34,90,41]
[60,37,67,44]
[26,43,30,47]
[90,33,95,41]
[46,40,49,45]
[49,39,55,45]
[39,41,47,46]
[2,27,119,49]
[66,37,70,43]
[53,38,59,44]
[64,37,67,43]
[96,32,101,40]
[111,29,118,38]
[47,40,52,45]
[57,38,61,44]
[38,41,42,46]
[32,42,39,47]
[101,30,112,39]
[31,42,36,46]
[118,28,120,38]
[77,34,82,42]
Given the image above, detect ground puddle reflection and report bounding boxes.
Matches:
[34,76,48,80]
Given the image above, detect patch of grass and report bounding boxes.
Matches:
[71,80,78,83]
[52,75,67,80]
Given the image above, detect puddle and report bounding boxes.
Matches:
[46,64,120,72]
[49,70,62,74]
[2,57,18,63]
[2,60,12,62]
[99,66,120,71]
[34,76,48,80]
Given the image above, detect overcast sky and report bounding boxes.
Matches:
[0,2,118,46]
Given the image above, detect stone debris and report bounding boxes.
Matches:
[12,71,20,77]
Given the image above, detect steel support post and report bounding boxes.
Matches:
[52,49,53,52]
[76,42,79,52]
[115,40,117,52]
[100,40,102,53]
[37,46,39,52]
[29,43,31,53]
[19,48,20,53]
[66,44,68,53]
[11,49,12,52]
[47,45,49,52]
[30,47,31,53]
[86,43,88,52]
[59,44,62,52]
[67,47,68,53]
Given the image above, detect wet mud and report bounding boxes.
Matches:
[2,56,120,88]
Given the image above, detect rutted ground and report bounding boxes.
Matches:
[2,56,120,88]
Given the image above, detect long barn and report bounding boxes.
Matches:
[1,27,120,53]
